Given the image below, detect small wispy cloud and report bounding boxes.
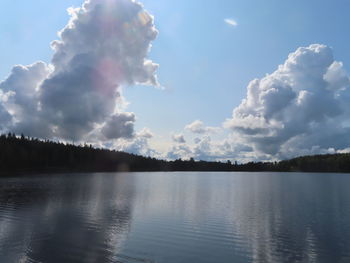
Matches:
[224,18,238,27]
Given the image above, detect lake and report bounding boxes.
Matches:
[0,172,350,263]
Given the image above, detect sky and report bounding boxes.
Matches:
[1,0,350,162]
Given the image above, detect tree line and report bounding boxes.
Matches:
[1,133,350,175]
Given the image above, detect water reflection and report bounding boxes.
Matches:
[0,173,135,263]
[123,173,350,263]
[0,172,350,263]
[228,173,350,263]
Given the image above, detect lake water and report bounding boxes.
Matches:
[0,172,350,263]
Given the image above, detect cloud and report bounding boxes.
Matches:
[164,120,257,162]
[166,144,193,160]
[137,128,154,139]
[165,133,255,162]
[113,128,157,157]
[185,120,220,134]
[101,113,135,140]
[224,18,238,27]
[0,62,52,138]
[225,44,350,159]
[0,0,158,142]
[167,44,350,162]
[172,134,186,144]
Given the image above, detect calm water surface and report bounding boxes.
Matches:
[0,172,350,263]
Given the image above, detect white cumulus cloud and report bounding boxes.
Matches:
[172,134,186,144]
[225,44,350,159]
[113,128,157,157]
[0,0,159,142]
[185,120,220,134]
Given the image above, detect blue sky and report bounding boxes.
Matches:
[1,0,350,161]
[2,0,350,131]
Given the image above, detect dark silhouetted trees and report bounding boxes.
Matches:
[0,134,235,174]
[1,134,350,175]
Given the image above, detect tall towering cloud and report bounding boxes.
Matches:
[0,0,158,141]
[225,44,350,159]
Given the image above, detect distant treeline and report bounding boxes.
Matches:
[1,133,350,175]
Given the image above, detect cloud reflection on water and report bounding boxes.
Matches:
[0,172,350,263]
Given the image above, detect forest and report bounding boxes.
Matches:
[1,133,350,175]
